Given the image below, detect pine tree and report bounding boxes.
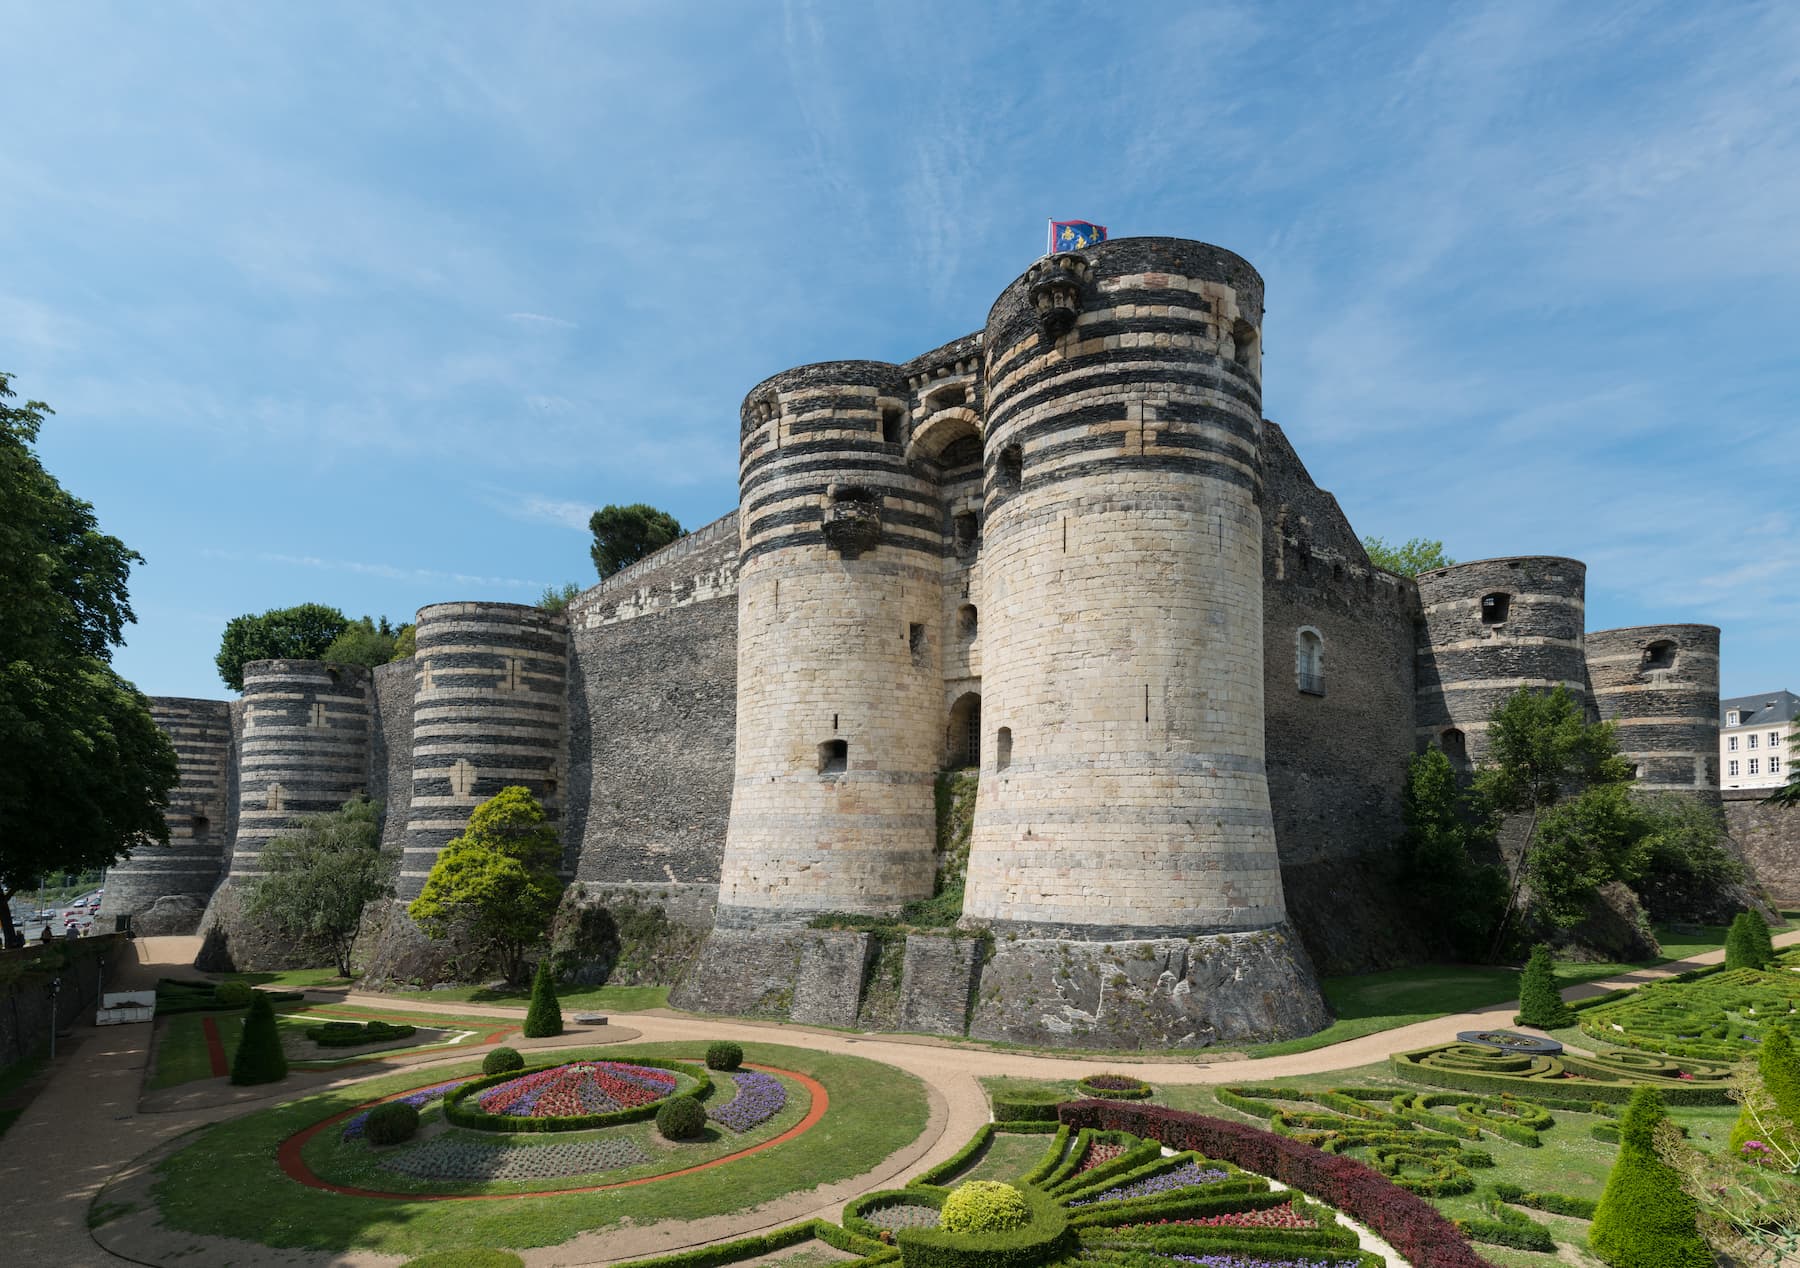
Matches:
[1590,1087,1713,1268]
[522,957,563,1038]
[1729,1023,1800,1158]
[230,991,289,1086]
[1514,944,1574,1028]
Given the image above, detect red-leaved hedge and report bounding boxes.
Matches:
[1057,1099,1498,1268]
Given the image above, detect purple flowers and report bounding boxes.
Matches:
[1173,1257,1351,1268]
[709,1071,787,1133]
[342,1079,468,1141]
[1068,1161,1232,1206]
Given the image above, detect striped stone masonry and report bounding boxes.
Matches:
[99,696,233,932]
[1587,624,1722,798]
[398,602,569,901]
[1414,556,1590,765]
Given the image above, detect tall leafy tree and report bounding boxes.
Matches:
[407,786,562,984]
[588,504,684,580]
[321,615,409,669]
[1395,747,1506,959]
[214,602,349,691]
[244,796,391,977]
[0,372,178,947]
[1361,535,1455,576]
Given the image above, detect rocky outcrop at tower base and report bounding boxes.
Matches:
[968,924,1328,1050]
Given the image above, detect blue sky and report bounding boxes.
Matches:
[4,1,1795,700]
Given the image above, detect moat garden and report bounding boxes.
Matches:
[56,927,1800,1268]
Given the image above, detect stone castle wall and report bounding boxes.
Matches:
[1587,624,1721,798]
[1724,790,1800,908]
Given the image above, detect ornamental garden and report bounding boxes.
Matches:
[88,934,1800,1268]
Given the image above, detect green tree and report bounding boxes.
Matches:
[321,615,409,669]
[1633,793,1746,921]
[230,991,289,1086]
[588,504,684,580]
[1475,685,1633,957]
[1361,535,1455,576]
[0,372,179,949]
[1723,910,1774,971]
[1395,748,1506,958]
[407,786,563,985]
[1514,943,1575,1028]
[522,957,564,1037]
[1590,1087,1713,1268]
[214,603,349,691]
[243,796,392,977]
[1524,782,1654,928]
[1729,1023,1800,1158]
[537,582,581,613]
[389,623,416,661]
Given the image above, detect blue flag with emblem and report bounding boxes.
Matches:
[1048,219,1107,253]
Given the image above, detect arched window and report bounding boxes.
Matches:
[1643,639,1677,671]
[818,739,848,775]
[958,604,978,639]
[997,445,1023,492]
[1480,592,1510,624]
[1441,728,1467,766]
[995,726,1013,771]
[946,692,981,768]
[1295,628,1324,696]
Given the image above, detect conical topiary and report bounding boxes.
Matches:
[1725,911,1770,970]
[1514,944,1574,1029]
[1729,1022,1800,1159]
[1589,1087,1712,1268]
[1747,909,1776,967]
[522,958,563,1038]
[230,991,288,1085]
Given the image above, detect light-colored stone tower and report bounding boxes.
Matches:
[713,361,945,927]
[1586,624,1721,799]
[961,239,1285,937]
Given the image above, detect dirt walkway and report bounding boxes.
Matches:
[22,929,1795,1267]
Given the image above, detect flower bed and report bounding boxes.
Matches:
[1136,1203,1319,1230]
[1078,1073,1154,1100]
[379,1135,651,1181]
[1068,1162,1233,1206]
[443,1058,708,1133]
[342,1079,468,1142]
[709,1070,788,1133]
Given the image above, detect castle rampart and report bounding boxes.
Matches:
[1586,624,1721,798]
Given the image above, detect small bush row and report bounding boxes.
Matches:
[911,1123,994,1188]
[1076,1072,1152,1100]
[305,1019,416,1047]
[991,1089,1066,1123]
[1489,1180,1598,1219]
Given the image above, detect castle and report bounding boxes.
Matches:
[102,236,1752,1050]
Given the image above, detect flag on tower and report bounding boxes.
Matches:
[1048,220,1107,253]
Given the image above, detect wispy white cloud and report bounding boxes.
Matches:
[202,548,545,592]
[506,311,577,329]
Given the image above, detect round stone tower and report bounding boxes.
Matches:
[1586,624,1721,799]
[397,602,569,900]
[229,659,372,881]
[1414,557,1589,765]
[712,360,946,927]
[961,238,1284,938]
[99,697,232,935]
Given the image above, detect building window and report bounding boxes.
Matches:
[1771,731,1781,748]
[1480,592,1511,624]
[946,692,981,769]
[1728,760,1740,777]
[1772,755,1783,774]
[881,405,903,446]
[818,739,848,775]
[1748,734,1758,749]
[997,445,1023,491]
[995,726,1012,771]
[1749,758,1760,775]
[1728,736,1738,751]
[958,604,978,638]
[953,511,980,555]
[1295,628,1325,695]
[909,622,927,666]
[1642,639,1677,670]
[1441,728,1468,766]
[1726,710,1739,726]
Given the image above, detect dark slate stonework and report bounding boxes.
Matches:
[370,660,414,856]
[896,931,985,1036]
[670,926,807,1018]
[791,930,873,1028]
[355,899,497,987]
[1586,625,1721,798]
[565,513,738,898]
[551,884,714,987]
[1259,422,1425,975]
[1725,790,1800,907]
[966,924,1328,1050]
[196,880,338,972]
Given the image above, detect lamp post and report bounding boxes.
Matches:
[48,976,61,1061]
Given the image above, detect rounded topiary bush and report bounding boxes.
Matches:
[940,1180,1031,1234]
[364,1101,421,1146]
[705,1040,743,1071]
[482,1045,525,1075]
[656,1095,707,1141]
[213,981,253,1008]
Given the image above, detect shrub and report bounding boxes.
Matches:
[1589,1087,1712,1268]
[1514,944,1574,1028]
[1729,1021,1800,1156]
[229,992,288,1086]
[1077,1072,1152,1100]
[896,1183,1072,1267]
[991,1090,1065,1122]
[940,1181,1030,1234]
[1724,911,1772,970]
[656,1095,707,1140]
[305,1019,416,1047]
[212,981,253,1008]
[706,1040,743,1071]
[522,958,563,1038]
[364,1100,420,1145]
[482,1045,525,1076]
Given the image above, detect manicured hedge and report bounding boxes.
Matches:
[442,1058,710,1133]
[1018,1125,1071,1186]
[1590,1087,1713,1268]
[895,1182,1073,1268]
[1490,1180,1598,1219]
[991,1090,1066,1123]
[606,1220,843,1268]
[481,1046,524,1075]
[1057,1099,1494,1268]
[843,1187,947,1241]
[306,1019,417,1047]
[1076,1073,1152,1100]
[911,1123,994,1188]
[230,992,288,1086]
[1391,1044,1734,1106]
[154,978,304,1015]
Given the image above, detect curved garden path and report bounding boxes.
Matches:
[0,929,1789,1267]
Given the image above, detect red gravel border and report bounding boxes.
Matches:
[276,1060,829,1201]
[201,1016,228,1077]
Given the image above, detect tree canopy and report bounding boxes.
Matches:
[0,372,178,946]
[321,615,413,669]
[538,582,581,613]
[1395,747,1506,960]
[588,504,684,580]
[214,603,350,690]
[407,786,563,984]
[244,796,391,977]
[1361,535,1455,576]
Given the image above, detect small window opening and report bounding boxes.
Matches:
[1295,628,1324,696]
[192,814,210,836]
[953,511,980,555]
[995,726,1012,771]
[1232,319,1257,368]
[1643,639,1677,671]
[997,445,1023,491]
[926,383,967,411]
[909,622,928,666]
[833,484,877,505]
[958,604,978,638]
[1480,592,1510,624]
[1441,728,1467,765]
[880,406,903,446]
[818,739,848,775]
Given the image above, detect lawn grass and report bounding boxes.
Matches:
[955,1129,1060,1185]
[148,1040,929,1256]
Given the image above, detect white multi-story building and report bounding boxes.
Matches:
[1720,689,1797,790]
